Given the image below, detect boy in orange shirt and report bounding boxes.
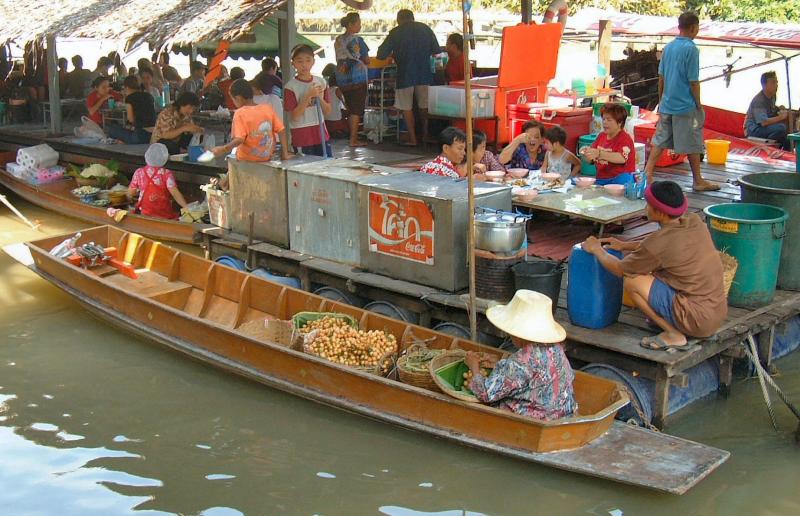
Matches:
[211,79,290,161]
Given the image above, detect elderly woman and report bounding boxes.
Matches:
[499,120,547,170]
[150,91,203,155]
[335,12,370,147]
[465,290,577,420]
[580,103,636,186]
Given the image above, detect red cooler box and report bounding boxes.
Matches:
[540,107,593,153]
[634,122,687,167]
[507,103,548,140]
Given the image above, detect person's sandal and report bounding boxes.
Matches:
[693,180,721,192]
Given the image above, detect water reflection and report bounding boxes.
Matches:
[1,194,799,514]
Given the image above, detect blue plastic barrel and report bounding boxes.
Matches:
[312,286,364,307]
[364,300,419,324]
[215,255,246,271]
[567,244,623,329]
[251,267,301,289]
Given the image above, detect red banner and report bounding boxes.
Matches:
[367,191,435,265]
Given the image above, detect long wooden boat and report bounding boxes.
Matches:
[4,225,730,494]
[0,163,211,245]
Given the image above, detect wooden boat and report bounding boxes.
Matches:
[0,161,211,245]
[4,225,730,494]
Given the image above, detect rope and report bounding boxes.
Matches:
[744,334,800,422]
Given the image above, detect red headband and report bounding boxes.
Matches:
[644,185,688,217]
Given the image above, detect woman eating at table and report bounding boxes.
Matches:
[108,76,156,144]
[465,290,577,420]
[86,76,122,126]
[580,103,636,186]
[150,91,203,155]
[498,120,546,170]
[471,130,505,180]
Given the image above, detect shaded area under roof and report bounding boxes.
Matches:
[174,18,318,60]
[0,0,289,51]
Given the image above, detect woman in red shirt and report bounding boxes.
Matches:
[86,76,122,126]
[581,103,636,185]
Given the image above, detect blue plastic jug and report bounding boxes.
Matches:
[567,244,624,329]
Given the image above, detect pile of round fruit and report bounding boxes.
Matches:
[300,316,397,373]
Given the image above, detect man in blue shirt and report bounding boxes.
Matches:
[644,12,719,192]
[377,10,441,146]
[744,71,790,150]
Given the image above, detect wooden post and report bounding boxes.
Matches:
[46,35,62,134]
[278,0,296,149]
[462,1,477,341]
[598,20,613,88]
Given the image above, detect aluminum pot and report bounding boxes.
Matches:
[474,210,529,252]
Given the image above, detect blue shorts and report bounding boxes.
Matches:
[648,278,677,327]
[596,173,635,186]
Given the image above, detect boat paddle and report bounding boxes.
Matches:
[0,193,40,230]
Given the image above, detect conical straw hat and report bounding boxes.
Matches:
[486,290,566,344]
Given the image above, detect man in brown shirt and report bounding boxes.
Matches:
[583,181,727,351]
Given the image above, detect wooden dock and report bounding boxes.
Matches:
[2,125,798,429]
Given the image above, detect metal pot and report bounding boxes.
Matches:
[474,209,529,252]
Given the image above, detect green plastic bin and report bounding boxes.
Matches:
[788,133,800,172]
[738,173,800,290]
[704,203,788,308]
[577,134,598,177]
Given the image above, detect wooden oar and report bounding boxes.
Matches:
[0,193,40,230]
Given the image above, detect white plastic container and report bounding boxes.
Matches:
[428,86,496,118]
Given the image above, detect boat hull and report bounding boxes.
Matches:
[10,226,730,494]
[0,168,208,244]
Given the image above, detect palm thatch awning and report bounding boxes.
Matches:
[0,0,289,51]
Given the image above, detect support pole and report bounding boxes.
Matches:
[46,35,62,134]
[278,0,296,149]
[462,0,477,341]
[598,20,613,88]
[521,0,533,24]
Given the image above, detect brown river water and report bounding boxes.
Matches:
[1,195,799,515]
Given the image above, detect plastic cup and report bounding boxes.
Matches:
[108,98,116,109]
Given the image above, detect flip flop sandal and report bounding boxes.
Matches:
[693,182,721,192]
[640,335,676,353]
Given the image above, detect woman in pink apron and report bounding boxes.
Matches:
[128,143,189,219]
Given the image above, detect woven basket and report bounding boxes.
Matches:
[397,346,443,391]
[75,175,118,188]
[719,251,738,298]
[429,351,481,403]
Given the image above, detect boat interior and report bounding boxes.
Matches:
[28,226,626,421]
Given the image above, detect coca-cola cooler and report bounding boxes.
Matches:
[447,22,563,144]
[507,105,593,153]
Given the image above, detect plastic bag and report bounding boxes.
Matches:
[203,134,216,151]
[74,116,106,140]
[189,133,202,147]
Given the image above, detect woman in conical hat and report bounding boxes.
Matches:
[465,290,577,420]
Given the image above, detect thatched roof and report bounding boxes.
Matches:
[0,0,289,51]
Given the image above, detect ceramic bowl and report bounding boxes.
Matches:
[540,172,561,182]
[506,168,529,179]
[516,189,539,201]
[603,184,625,197]
[485,170,506,182]
[576,177,596,188]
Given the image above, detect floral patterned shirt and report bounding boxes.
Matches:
[150,107,193,144]
[480,150,506,172]
[470,344,577,420]
[509,144,546,170]
[420,155,461,178]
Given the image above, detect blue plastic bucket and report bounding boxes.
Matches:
[251,268,301,289]
[215,255,246,271]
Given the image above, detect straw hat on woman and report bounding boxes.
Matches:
[464,290,577,420]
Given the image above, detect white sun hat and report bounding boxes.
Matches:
[486,290,566,344]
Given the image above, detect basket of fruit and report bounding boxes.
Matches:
[71,186,101,203]
[296,314,398,377]
[396,343,444,391]
[429,351,494,403]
